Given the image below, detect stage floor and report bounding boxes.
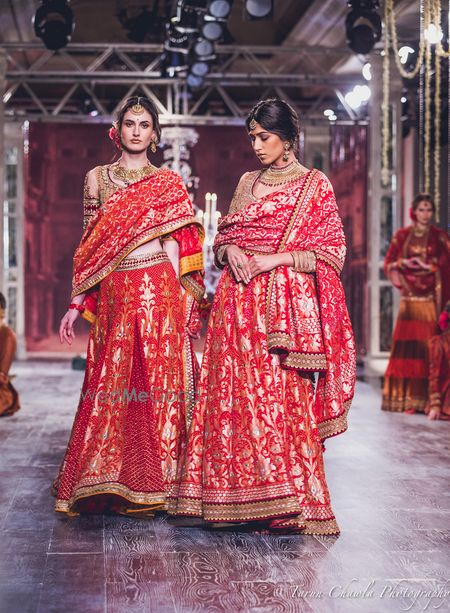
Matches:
[1,362,449,613]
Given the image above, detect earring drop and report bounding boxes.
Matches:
[150,140,157,153]
[283,142,290,162]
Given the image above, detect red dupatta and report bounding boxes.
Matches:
[72,168,205,305]
[213,169,356,441]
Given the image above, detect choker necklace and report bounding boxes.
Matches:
[412,224,429,237]
[111,162,157,186]
[259,160,306,187]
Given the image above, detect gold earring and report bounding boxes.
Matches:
[283,142,290,162]
[150,140,157,153]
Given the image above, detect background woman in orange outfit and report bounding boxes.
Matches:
[54,97,205,516]
[382,194,449,414]
[169,99,355,535]
[0,292,20,417]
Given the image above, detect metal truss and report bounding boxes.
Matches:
[2,42,366,123]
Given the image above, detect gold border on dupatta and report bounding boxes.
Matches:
[72,216,203,298]
[317,399,350,440]
[265,170,320,360]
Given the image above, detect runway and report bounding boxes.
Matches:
[0,361,449,613]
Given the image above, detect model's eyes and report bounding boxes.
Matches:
[140,123,150,129]
[260,135,269,141]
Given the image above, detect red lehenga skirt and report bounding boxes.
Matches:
[382,297,438,413]
[55,251,191,515]
[168,266,340,535]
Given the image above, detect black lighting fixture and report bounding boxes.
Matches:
[165,23,191,54]
[244,0,273,19]
[161,50,189,77]
[345,0,382,55]
[117,2,161,43]
[33,0,74,51]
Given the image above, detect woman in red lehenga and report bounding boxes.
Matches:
[426,301,450,421]
[54,96,205,516]
[382,194,449,414]
[169,99,356,535]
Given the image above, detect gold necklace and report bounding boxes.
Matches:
[412,224,429,237]
[259,160,306,187]
[111,162,157,185]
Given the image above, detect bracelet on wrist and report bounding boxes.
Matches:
[68,303,85,313]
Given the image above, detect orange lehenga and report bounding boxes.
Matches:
[168,169,356,535]
[0,324,20,417]
[382,225,449,413]
[54,167,205,515]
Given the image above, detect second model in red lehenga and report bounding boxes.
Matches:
[382,224,449,413]
[168,167,356,534]
[54,167,205,515]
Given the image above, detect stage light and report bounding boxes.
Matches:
[398,45,415,64]
[33,0,74,51]
[191,60,210,76]
[201,17,224,41]
[187,73,205,88]
[362,62,372,80]
[165,24,191,54]
[172,7,200,34]
[344,84,371,109]
[424,23,443,44]
[346,1,382,55]
[193,38,215,58]
[323,109,335,117]
[245,0,273,19]
[208,0,233,19]
[401,96,407,103]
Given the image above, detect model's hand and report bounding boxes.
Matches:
[403,257,422,269]
[226,245,251,284]
[390,270,403,289]
[249,254,282,278]
[59,309,80,345]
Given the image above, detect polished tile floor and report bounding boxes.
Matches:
[0,361,449,613]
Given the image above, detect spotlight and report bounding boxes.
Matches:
[191,60,210,76]
[172,7,200,34]
[245,0,273,19]
[208,0,233,19]
[201,17,224,41]
[165,24,191,54]
[362,62,372,80]
[398,45,415,65]
[193,38,215,59]
[33,0,74,51]
[345,1,382,55]
[187,72,205,89]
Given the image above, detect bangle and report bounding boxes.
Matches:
[68,303,85,313]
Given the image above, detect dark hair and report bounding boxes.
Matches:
[245,98,300,150]
[116,96,161,143]
[412,193,435,213]
[0,292,5,310]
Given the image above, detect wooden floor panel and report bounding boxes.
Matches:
[0,362,449,613]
